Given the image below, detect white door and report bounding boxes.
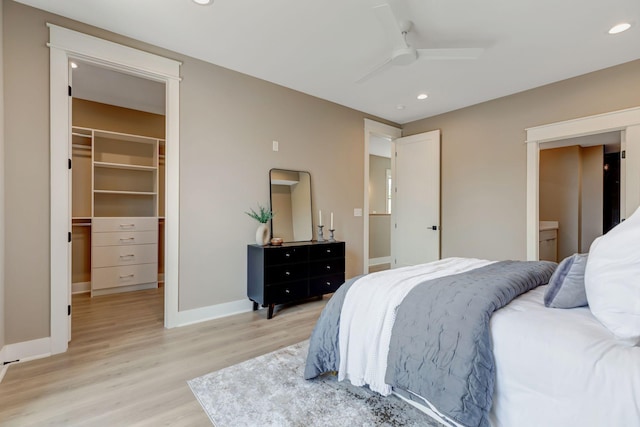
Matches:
[391,130,440,268]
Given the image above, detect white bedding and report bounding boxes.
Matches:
[338,257,495,395]
[489,285,640,427]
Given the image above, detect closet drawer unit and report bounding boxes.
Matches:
[92,262,158,290]
[92,217,158,233]
[92,230,158,247]
[92,244,158,268]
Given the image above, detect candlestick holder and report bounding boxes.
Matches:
[328,229,336,242]
[317,225,325,242]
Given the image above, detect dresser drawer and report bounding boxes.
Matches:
[310,273,345,295]
[265,263,308,284]
[92,230,158,247]
[310,258,345,277]
[265,281,308,303]
[92,244,158,268]
[264,246,308,265]
[310,242,345,260]
[92,263,158,290]
[93,217,158,233]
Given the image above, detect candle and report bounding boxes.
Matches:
[319,210,322,226]
[331,212,334,229]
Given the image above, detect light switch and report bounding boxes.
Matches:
[272,140,279,151]
[354,208,363,217]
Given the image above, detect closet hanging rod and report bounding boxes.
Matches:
[72,144,91,150]
[72,132,92,138]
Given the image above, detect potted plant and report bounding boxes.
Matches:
[246,204,274,245]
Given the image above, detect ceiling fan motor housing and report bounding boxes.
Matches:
[391,46,418,65]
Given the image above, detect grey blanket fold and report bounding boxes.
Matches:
[386,261,555,427]
[305,260,556,427]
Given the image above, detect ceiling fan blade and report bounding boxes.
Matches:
[373,3,407,48]
[416,48,484,60]
[355,56,393,84]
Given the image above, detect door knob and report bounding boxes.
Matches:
[431,225,438,230]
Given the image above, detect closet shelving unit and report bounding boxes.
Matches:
[71,126,165,296]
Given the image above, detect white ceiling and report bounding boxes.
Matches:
[17,0,640,124]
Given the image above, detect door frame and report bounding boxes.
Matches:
[525,106,640,261]
[48,24,182,354]
[363,119,401,274]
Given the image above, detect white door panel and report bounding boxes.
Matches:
[392,130,440,268]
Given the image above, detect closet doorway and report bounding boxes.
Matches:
[70,61,167,338]
[49,25,181,355]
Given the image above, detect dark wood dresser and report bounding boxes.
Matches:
[247,241,345,318]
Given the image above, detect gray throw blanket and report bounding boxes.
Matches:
[305,261,556,427]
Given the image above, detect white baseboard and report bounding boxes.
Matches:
[175,299,254,327]
[369,256,391,266]
[0,337,52,383]
[72,281,90,294]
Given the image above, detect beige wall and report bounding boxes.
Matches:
[369,215,391,259]
[1,0,6,350]
[581,146,604,252]
[369,155,390,214]
[73,98,166,139]
[3,1,393,343]
[402,59,640,261]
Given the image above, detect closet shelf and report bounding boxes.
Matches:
[94,190,157,196]
[94,161,157,172]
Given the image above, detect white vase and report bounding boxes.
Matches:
[256,223,270,246]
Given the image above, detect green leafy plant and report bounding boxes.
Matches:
[245,204,274,223]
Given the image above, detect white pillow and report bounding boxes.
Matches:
[585,206,640,342]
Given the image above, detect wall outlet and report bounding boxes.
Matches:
[272,140,279,151]
[354,208,363,217]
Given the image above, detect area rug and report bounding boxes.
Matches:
[188,341,444,427]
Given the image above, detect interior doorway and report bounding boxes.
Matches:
[368,135,393,272]
[48,24,181,355]
[363,119,401,274]
[69,60,167,340]
[538,132,621,261]
[525,106,640,261]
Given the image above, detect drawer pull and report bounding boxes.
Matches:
[119,237,135,242]
[326,249,331,253]
[119,274,135,279]
[285,253,291,258]
[285,289,290,294]
[119,254,135,259]
[119,223,136,228]
[285,271,291,276]
[326,281,331,286]
[326,265,331,270]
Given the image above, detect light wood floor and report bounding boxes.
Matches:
[0,289,327,426]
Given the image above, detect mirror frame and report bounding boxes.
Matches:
[269,168,313,242]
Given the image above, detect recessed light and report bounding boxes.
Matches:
[192,0,213,4]
[70,62,78,69]
[609,23,631,34]
[417,93,428,100]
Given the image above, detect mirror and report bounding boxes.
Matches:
[270,169,313,242]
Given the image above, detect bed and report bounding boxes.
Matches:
[304,208,640,427]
